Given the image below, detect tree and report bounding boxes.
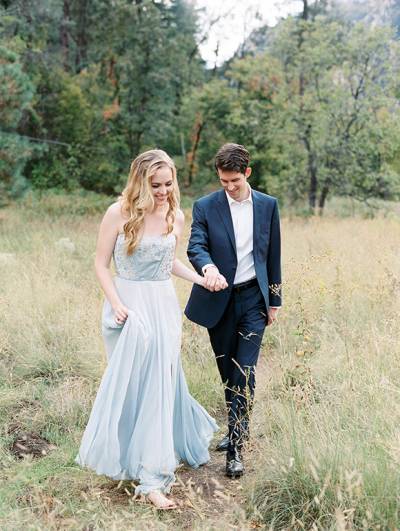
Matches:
[180,79,235,186]
[0,0,205,194]
[0,44,35,201]
[268,16,400,212]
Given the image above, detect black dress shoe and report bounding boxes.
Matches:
[215,434,229,452]
[226,449,244,478]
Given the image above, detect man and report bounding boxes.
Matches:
[185,143,282,478]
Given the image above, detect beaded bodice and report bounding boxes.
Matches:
[113,233,176,281]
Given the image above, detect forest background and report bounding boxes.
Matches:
[2,0,400,213]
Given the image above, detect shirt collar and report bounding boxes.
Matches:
[225,184,253,206]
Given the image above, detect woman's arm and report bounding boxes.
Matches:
[171,209,204,285]
[94,203,128,324]
[172,257,206,286]
[187,200,214,274]
[172,209,227,289]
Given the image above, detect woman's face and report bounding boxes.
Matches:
[150,166,174,207]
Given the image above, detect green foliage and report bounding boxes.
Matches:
[1,0,400,210]
[268,18,400,211]
[27,68,114,192]
[0,44,35,202]
[0,133,33,202]
[0,0,204,196]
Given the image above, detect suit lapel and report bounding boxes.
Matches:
[252,190,264,254]
[216,190,236,253]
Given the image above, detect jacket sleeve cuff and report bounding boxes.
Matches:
[269,283,282,307]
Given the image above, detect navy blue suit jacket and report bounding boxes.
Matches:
[184,189,282,328]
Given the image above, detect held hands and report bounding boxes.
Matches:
[113,302,129,325]
[202,266,228,292]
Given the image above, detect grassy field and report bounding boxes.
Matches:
[0,194,400,530]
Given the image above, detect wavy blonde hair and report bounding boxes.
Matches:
[120,149,180,255]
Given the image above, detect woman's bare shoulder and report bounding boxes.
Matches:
[104,200,127,222]
[174,208,185,238]
[106,200,123,216]
[99,201,127,234]
[175,208,185,223]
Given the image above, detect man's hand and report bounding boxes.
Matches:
[267,307,280,325]
[204,266,228,292]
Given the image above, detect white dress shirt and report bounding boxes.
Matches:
[226,187,256,285]
[203,185,255,284]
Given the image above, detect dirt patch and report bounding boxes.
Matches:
[172,447,248,529]
[9,425,57,459]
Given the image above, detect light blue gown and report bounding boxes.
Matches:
[75,233,218,495]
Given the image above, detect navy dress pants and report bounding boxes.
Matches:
[208,283,267,454]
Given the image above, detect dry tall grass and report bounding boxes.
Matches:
[247,216,400,529]
[0,196,399,529]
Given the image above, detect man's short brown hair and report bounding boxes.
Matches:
[214,143,250,174]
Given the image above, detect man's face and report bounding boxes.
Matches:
[217,167,252,202]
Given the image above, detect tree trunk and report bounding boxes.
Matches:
[135,47,150,153]
[180,132,187,172]
[60,0,71,71]
[212,41,220,78]
[75,0,89,72]
[302,125,318,213]
[298,0,309,96]
[318,185,329,215]
[135,0,143,21]
[302,0,309,20]
[187,118,204,187]
[308,159,318,212]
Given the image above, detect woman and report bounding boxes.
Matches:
[75,149,225,510]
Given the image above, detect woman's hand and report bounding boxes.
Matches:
[215,274,228,291]
[199,273,228,291]
[112,302,129,325]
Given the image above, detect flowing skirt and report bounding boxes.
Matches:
[75,277,218,494]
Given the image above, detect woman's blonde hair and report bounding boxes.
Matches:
[120,149,180,255]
